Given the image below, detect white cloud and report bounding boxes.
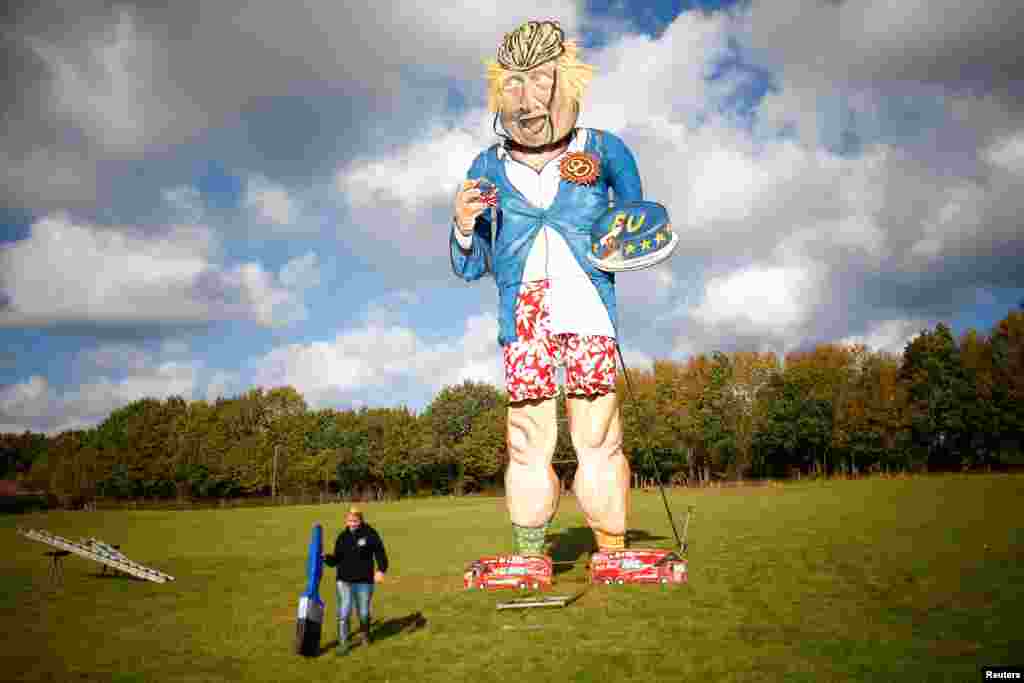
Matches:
[1,0,582,208]
[580,11,736,131]
[28,10,186,153]
[740,0,1024,158]
[744,0,1023,92]
[0,364,198,435]
[0,376,50,420]
[0,214,312,328]
[687,139,763,224]
[205,370,241,402]
[910,182,987,262]
[570,14,742,157]
[1,214,208,322]
[338,113,494,211]
[218,262,307,327]
[1,146,97,207]
[253,313,502,407]
[985,131,1024,174]
[694,265,819,331]
[245,175,298,226]
[333,111,500,272]
[840,319,924,355]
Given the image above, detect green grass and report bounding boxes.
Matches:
[4,475,1022,682]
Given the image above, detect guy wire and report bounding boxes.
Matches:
[615,342,684,553]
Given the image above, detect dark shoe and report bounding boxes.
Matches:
[360,622,372,646]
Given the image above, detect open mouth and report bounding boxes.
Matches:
[518,114,548,133]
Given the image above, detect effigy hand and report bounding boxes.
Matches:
[453,179,496,236]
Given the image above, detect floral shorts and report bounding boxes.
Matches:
[503,280,618,403]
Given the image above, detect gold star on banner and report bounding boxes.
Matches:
[655,232,666,245]
[641,239,652,251]
[625,243,636,255]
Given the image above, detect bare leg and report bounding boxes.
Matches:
[568,392,629,549]
[505,397,560,529]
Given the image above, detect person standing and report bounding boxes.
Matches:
[323,507,388,656]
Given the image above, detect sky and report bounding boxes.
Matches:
[1,0,1022,435]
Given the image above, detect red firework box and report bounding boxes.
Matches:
[476,178,498,207]
[589,549,688,585]
[463,554,553,591]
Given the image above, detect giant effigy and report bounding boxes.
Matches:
[450,20,678,568]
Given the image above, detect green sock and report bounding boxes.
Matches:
[512,523,548,555]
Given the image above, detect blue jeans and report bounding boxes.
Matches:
[336,581,374,641]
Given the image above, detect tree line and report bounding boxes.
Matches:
[3,311,1021,507]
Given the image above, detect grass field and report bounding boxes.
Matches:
[3,474,1022,682]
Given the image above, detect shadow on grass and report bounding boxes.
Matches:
[372,611,427,641]
[547,527,593,575]
[627,529,671,547]
[315,612,427,656]
[90,571,143,581]
[547,527,673,575]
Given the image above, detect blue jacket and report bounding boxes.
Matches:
[449,128,643,346]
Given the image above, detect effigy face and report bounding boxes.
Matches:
[497,59,579,148]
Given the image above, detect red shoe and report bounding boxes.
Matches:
[463,554,553,591]
[590,549,688,585]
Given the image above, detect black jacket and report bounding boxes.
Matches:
[324,524,388,583]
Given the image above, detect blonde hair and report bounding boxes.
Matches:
[485,37,594,113]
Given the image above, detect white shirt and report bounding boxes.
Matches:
[455,129,615,338]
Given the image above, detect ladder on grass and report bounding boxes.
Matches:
[17,528,176,584]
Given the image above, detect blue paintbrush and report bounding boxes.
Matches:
[295,524,325,656]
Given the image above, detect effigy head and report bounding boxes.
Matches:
[486,20,594,149]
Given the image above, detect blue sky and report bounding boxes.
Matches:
[1,0,1022,434]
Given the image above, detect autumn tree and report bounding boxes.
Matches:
[617,362,689,483]
[899,323,972,470]
[330,410,372,499]
[840,351,906,473]
[454,403,507,492]
[694,353,740,479]
[673,354,716,484]
[171,399,219,498]
[296,408,348,496]
[1,431,47,479]
[753,370,833,478]
[991,311,1024,463]
[420,380,504,494]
